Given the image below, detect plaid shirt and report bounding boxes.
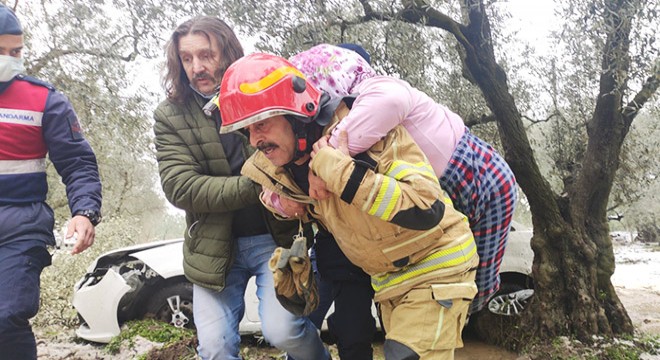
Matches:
[439,130,518,314]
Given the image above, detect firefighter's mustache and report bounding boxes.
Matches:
[256,142,278,152]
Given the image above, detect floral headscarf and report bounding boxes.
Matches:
[289,44,377,97]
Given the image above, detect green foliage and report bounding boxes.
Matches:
[105,318,196,355]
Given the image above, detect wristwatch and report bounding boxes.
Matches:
[74,209,102,226]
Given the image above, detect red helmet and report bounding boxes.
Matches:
[219,53,322,134]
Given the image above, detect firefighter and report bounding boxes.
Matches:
[218,53,479,360]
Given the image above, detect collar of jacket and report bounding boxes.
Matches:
[190,92,212,113]
[242,151,316,206]
[0,77,15,94]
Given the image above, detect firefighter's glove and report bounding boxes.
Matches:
[268,236,319,316]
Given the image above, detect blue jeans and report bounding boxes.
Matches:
[0,241,51,360]
[193,234,328,360]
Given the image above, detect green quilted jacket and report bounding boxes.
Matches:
[153,95,297,291]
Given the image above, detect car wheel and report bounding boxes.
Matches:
[144,281,195,330]
[466,281,534,345]
[487,284,534,316]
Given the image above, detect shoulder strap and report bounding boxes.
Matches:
[16,75,55,91]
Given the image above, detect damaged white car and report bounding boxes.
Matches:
[72,239,194,343]
[72,222,535,343]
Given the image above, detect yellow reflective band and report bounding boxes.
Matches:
[386,160,436,181]
[368,176,401,220]
[239,66,305,94]
[371,235,477,292]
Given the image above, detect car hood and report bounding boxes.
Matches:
[86,238,184,279]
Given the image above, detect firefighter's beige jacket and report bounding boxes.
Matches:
[241,103,478,301]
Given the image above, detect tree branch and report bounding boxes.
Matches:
[355,0,470,48]
[9,1,19,12]
[29,48,137,75]
[464,113,496,127]
[622,57,660,124]
[522,111,561,125]
[358,0,385,21]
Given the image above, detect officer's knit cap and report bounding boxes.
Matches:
[0,4,23,35]
[337,43,371,65]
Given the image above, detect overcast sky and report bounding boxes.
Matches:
[505,0,557,53]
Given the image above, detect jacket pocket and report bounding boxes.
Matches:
[186,216,203,252]
[377,227,439,269]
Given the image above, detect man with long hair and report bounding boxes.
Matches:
[153,16,328,360]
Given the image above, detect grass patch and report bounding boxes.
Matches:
[106,318,196,355]
[523,334,660,359]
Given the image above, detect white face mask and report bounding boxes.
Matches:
[0,55,25,82]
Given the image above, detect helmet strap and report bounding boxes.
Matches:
[287,119,323,165]
[292,120,308,162]
[284,93,336,165]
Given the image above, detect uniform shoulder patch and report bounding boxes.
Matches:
[67,115,84,140]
